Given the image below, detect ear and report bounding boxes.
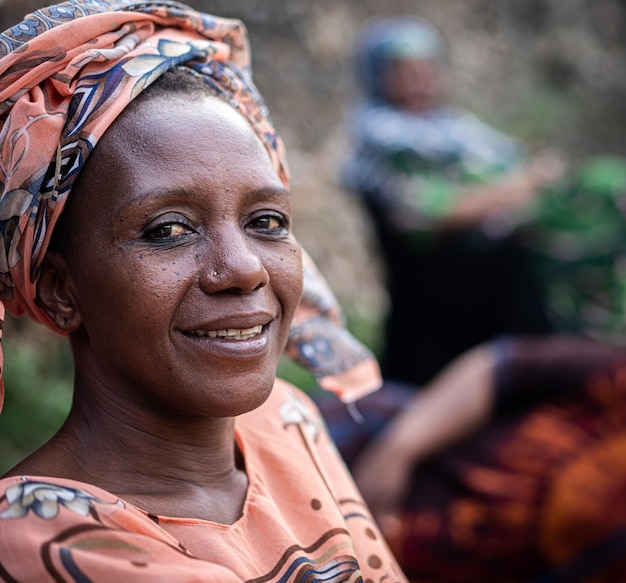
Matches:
[36,252,82,333]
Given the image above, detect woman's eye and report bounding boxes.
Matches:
[147,222,191,240]
[250,214,286,231]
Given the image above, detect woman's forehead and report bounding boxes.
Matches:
[112,93,253,143]
[93,94,267,176]
[72,93,283,213]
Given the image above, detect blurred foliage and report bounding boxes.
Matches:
[0,316,72,474]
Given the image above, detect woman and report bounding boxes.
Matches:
[0,2,404,581]
[340,15,564,386]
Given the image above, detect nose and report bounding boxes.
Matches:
[198,229,269,294]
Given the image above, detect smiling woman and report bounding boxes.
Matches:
[0,2,401,582]
[45,92,297,420]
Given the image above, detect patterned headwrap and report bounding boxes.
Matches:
[0,0,381,410]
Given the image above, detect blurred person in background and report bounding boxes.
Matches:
[340,15,565,387]
[318,12,626,581]
[320,333,626,582]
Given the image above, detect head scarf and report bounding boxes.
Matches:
[353,15,447,101]
[0,0,381,410]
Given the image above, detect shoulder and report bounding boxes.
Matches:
[237,379,364,501]
[0,474,123,517]
[0,475,242,581]
[0,473,169,529]
[0,474,163,537]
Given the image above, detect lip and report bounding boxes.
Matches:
[176,313,275,360]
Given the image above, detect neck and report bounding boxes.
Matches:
[12,378,249,523]
[71,383,240,483]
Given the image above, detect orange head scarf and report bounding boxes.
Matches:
[0,0,381,410]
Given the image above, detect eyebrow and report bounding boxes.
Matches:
[126,184,291,208]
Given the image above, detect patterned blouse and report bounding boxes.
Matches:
[0,379,406,582]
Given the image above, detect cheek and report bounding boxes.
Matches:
[74,250,191,328]
[269,244,303,322]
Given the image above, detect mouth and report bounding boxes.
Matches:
[185,324,264,340]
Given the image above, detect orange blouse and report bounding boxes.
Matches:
[0,379,405,582]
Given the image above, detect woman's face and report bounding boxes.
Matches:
[382,57,444,112]
[55,94,302,418]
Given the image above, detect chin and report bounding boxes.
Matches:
[208,376,275,418]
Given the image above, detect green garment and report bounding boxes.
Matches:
[523,155,626,342]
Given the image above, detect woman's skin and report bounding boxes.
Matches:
[7,93,303,525]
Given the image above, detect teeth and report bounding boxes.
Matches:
[188,324,263,340]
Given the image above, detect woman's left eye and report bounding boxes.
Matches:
[146,222,192,240]
[249,214,287,232]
